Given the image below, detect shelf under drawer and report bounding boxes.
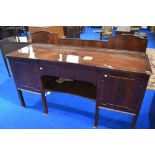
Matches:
[42,76,96,100]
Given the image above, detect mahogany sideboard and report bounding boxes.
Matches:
[6,43,152,128]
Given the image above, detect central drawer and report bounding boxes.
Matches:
[39,61,97,85]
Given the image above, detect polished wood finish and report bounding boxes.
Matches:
[31,31,59,44]
[0,30,107,77]
[48,26,65,38]
[57,38,108,48]
[7,43,151,128]
[28,27,48,33]
[29,26,65,38]
[30,31,50,43]
[108,35,147,53]
[31,31,148,52]
[31,31,108,48]
[7,44,151,73]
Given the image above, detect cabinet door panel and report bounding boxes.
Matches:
[97,74,144,112]
[9,59,41,92]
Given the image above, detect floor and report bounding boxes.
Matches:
[0,27,155,129]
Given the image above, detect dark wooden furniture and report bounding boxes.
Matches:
[48,26,65,38]
[30,31,108,48]
[30,31,51,43]
[30,31,147,53]
[0,41,30,76]
[0,31,107,77]
[6,43,151,128]
[107,35,147,53]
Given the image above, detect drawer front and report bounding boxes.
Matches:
[75,68,97,85]
[39,63,58,77]
[39,61,97,85]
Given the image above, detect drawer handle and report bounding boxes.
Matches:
[40,67,43,70]
[104,74,108,77]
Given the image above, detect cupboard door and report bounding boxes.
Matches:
[97,74,145,112]
[9,58,42,92]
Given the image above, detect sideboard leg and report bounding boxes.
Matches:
[41,91,48,114]
[94,104,99,128]
[130,114,138,129]
[17,89,26,107]
[3,57,11,77]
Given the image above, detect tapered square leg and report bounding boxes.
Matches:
[94,104,99,128]
[3,57,11,77]
[130,115,138,129]
[17,89,26,107]
[41,91,48,114]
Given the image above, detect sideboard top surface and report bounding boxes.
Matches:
[7,43,152,74]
